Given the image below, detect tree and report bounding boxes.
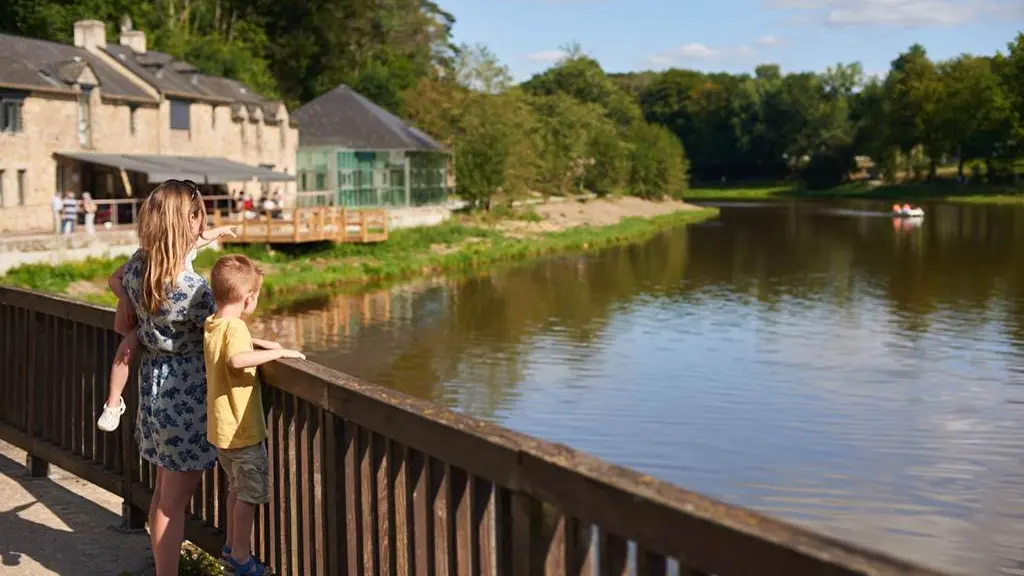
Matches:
[885,44,943,179]
[937,55,1014,180]
[455,94,515,210]
[523,50,642,128]
[629,124,688,199]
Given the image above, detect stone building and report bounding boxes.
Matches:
[0,19,297,233]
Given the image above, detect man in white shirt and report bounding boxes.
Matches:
[51,193,63,235]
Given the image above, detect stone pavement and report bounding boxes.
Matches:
[0,441,152,576]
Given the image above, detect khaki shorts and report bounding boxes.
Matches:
[218,444,269,504]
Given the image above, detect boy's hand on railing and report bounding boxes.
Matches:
[279,349,306,361]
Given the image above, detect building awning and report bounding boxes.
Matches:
[54,152,294,185]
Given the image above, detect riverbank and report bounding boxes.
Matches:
[0,198,718,309]
[683,181,1024,203]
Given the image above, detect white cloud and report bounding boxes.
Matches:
[766,0,1017,28]
[523,50,568,63]
[646,39,775,67]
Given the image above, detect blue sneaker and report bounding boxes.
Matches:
[226,555,268,575]
[219,546,232,568]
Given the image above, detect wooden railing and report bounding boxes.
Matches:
[0,287,947,576]
[212,207,388,245]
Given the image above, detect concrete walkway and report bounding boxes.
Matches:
[0,441,152,575]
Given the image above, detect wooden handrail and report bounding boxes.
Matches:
[0,287,948,576]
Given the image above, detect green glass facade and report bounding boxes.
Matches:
[297,147,449,208]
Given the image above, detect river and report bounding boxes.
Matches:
[252,199,1024,574]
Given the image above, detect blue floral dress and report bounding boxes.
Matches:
[123,250,217,472]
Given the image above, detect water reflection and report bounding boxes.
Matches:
[254,199,1024,573]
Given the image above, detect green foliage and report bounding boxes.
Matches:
[628,123,689,199]
[5,1,1021,200]
[2,256,126,293]
[455,94,517,210]
[0,0,456,111]
[177,544,225,576]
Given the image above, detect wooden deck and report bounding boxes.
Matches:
[0,287,950,576]
[211,207,388,244]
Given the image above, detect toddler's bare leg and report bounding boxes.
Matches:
[105,332,137,408]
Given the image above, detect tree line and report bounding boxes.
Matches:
[3,1,1022,202]
[619,35,1024,189]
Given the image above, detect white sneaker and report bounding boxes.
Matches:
[97,397,126,432]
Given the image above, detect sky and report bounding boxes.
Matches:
[436,0,1024,81]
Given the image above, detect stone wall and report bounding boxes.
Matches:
[0,94,80,233]
[0,88,298,233]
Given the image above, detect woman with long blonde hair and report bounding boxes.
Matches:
[118,180,218,575]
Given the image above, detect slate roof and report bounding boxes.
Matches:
[197,74,282,122]
[291,84,445,151]
[103,45,229,103]
[0,33,155,102]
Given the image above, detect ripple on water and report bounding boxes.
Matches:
[258,200,1024,574]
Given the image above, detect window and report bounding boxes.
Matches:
[78,89,92,146]
[0,170,5,206]
[315,173,326,190]
[211,106,216,130]
[17,170,25,205]
[280,124,286,149]
[129,105,138,135]
[1,92,25,133]
[169,99,190,131]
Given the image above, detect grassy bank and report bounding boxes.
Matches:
[681,181,1024,203]
[683,184,794,199]
[1,206,719,309]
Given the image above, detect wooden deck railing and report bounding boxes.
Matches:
[0,286,947,576]
[212,207,388,245]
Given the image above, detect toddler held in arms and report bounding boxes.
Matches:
[96,223,238,432]
[205,254,304,575]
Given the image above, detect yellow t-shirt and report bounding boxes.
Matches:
[204,316,267,449]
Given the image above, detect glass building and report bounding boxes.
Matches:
[292,85,451,208]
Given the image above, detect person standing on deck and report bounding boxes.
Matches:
[61,191,79,235]
[119,180,218,575]
[51,192,63,234]
[82,193,97,236]
[204,254,304,574]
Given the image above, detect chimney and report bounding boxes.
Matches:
[120,30,146,54]
[73,20,107,52]
[118,15,146,54]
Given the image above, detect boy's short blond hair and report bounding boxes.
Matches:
[210,254,263,305]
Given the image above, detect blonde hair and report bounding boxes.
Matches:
[137,180,205,313]
[210,254,264,305]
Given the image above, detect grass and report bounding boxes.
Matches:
[117,544,227,576]
[680,179,1024,203]
[237,208,719,300]
[0,206,719,309]
[792,181,1024,201]
[682,184,794,199]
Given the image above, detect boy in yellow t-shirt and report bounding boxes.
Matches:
[204,254,305,575]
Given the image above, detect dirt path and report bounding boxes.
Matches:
[501,196,702,233]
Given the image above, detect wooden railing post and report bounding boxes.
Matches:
[118,367,146,532]
[24,310,49,478]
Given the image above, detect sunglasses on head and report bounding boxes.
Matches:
[157,179,202,200]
